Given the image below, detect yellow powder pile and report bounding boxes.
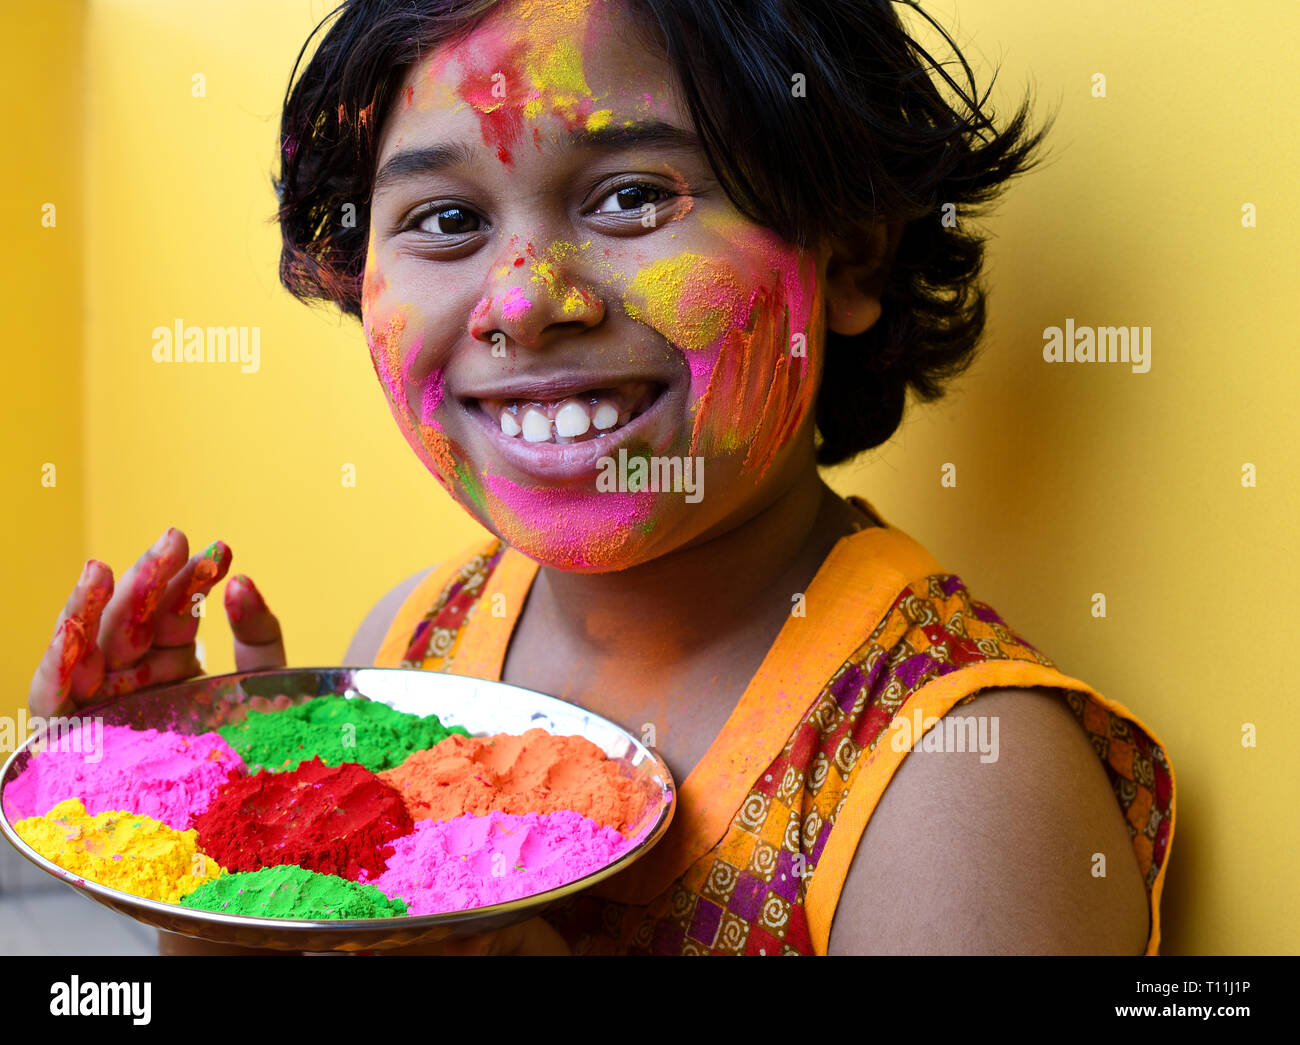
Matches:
[14,797,225,903]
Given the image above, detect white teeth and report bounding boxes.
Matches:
[521,408,553,442]
[592,403,619,430]
[554,401,591,437]
[499,410,522,437]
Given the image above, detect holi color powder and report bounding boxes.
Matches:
[364,810,632,915]
[180,864,408,920]
[2,725,244,831]
[215,694,469,773]
[14,798,225,904]
[192,758,413,880]
[378,728,647,833]
[482,471,656,569]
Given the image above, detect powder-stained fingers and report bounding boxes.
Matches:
[98,528,191,672]
[96,645,206,701]
[29,559,116,718]
[152,540,234,649]
[225,575,287,672]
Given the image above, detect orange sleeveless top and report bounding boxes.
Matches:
[373,496,1176,955]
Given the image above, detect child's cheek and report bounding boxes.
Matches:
[621,235,821,478]
[362,262,484,507]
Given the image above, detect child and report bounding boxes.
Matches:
[30,0,1174,955]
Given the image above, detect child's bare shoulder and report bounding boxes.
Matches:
[828,686,1149,955]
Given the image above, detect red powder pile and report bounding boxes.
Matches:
[378,728,647,835]
[193,758,412,880]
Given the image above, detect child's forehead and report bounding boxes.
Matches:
[388,0,679,150]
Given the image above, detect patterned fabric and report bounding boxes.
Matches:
[394,540,1174,955]
[396,543,507,670]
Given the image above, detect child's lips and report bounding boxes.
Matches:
[457,380,677,483]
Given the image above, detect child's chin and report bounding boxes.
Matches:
[498,525,659,574]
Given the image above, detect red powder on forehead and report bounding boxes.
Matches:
[456,37,530,166]
[192,759,413,880]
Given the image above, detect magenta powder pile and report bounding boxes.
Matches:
[1,724,244,830]
[364,809,631,915]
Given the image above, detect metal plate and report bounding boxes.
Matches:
[0,667,675,951]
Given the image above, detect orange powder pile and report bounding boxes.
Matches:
[378,728,646,835]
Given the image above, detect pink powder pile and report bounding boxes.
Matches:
[2,724,245,831]
[365,810,633,915]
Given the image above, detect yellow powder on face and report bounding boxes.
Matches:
[15,798,225,904]
[621,254,741,353]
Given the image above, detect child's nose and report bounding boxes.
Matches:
[468,253,606,351]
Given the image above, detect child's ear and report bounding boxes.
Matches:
[822,220,905,336]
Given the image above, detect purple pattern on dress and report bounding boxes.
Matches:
[688,897,723,944]
[833,664,865,713]
[811,822,831,865]
[772,849,801,903]
[729,872,766,921]
[896,651,937,689]
[940,574,965,597]
[971,601,1004,624]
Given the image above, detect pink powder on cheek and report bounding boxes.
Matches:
[418,368,445,427]
[621,232,822,478]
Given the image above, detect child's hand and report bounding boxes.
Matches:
[28,528,285,718]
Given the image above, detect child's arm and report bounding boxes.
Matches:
[828,686,1150,955]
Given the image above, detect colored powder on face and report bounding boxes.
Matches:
[499,285,532,320]
[418,367,444,425]
[482,472,656,570]
[193,758,413,880]
[14,798,225,903]
[378,728,647,833]
[180,864,407,920]
[365,810,632,915]
[2,725,245,831]
[215,694,469,773]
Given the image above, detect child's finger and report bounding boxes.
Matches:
[95,645,205,701]
[225,575,287,672]
[98,528,190,671]
[29,560,115,718]
[152,540,234,649]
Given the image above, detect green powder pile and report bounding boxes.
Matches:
[179,864,408,919]
[216,694,469,773]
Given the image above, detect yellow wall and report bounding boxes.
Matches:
[1,2,87,724]
[1,0,1295,955]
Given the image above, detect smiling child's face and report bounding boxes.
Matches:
[363,0,830,571]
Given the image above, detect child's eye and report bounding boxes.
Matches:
[406,204,482,236]
[398,179,678,240]
[592,181,676,215]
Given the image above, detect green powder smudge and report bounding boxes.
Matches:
[216,694,469,774]
[179,864,407,919]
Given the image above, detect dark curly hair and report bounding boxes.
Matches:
[274,0,1055,465]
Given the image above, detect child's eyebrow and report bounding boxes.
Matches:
[372,120,702,195]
